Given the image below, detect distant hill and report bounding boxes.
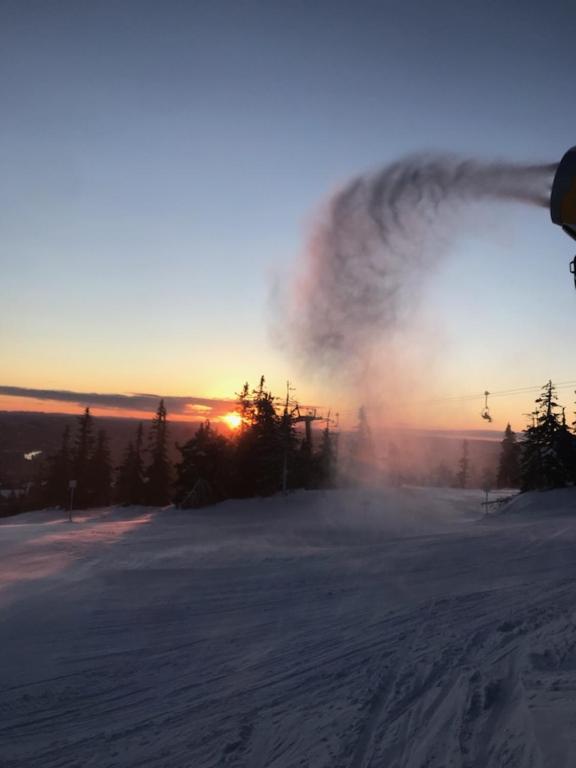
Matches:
[0,411,204,487]
[0,410,503,490]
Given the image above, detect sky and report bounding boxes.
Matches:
[1,0,576,431]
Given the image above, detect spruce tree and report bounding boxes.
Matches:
[251,377,283,496]
[175,421,233,506]
[496,424,521,488]
[316,425,337,488]
[233,382,256,497]
[45,426,72,507]
[521,381,571,490]
[116,423,146,505]
[116,440,135,505]
[72,408,95,507]
[234,377,284,497]
[237,382,254,425]
[133,422,146,502]
[279,400,299,492]
[349,406,375,484]
[146,400,172,505]
[91,429,112,506]
[520,412,544,491]
[456,440,470,489]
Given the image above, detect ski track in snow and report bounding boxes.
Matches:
[2,487,576,768]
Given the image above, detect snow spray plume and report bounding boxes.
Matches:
[291,154,555,372]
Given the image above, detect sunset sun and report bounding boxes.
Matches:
[222,411,242,430]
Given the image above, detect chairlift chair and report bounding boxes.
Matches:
[481,391,492,423]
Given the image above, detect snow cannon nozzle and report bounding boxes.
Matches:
[551,146,576,241]
[550,147,576,288]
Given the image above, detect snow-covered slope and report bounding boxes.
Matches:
[2,487,576,767]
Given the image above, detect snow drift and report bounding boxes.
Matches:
[3,488,576,767]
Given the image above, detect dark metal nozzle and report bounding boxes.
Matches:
[551,146,576,241]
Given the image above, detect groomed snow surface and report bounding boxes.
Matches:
[2,486,576,768]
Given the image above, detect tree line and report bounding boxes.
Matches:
[44,398,172,508]
[494,380,576,492]
[427,381,576,493]
[43,377,339,510]
[34,378,576,512]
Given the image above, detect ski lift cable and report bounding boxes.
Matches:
[318,380,576,417]
[427,379,576,405]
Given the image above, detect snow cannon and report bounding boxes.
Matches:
[551,146,576,286]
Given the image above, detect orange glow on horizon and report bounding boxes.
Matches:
[0,387,538,435]
[0,395,224,423]
[221,411,242,430]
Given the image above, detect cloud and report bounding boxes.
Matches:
[0,386,234,418]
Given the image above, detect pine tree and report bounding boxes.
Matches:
[316,424,337,488]
[91,430,112,506]
[496,424,521,488]
[116,440,135,505]
[116,423,146,505]
[348,406,375,484]
[45,426,72,507]
[146,400,172,505]
[72,408,95,507]
[237,382,254,426]
[233,377,284,497]
[520,412,544,491]
[251,377,283,496]
[456,440,470,489]
[233,382,256,497]
[133,422,146,501]
[279,397,299,492]
[521,381,571,490]
[175,421,233,506]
